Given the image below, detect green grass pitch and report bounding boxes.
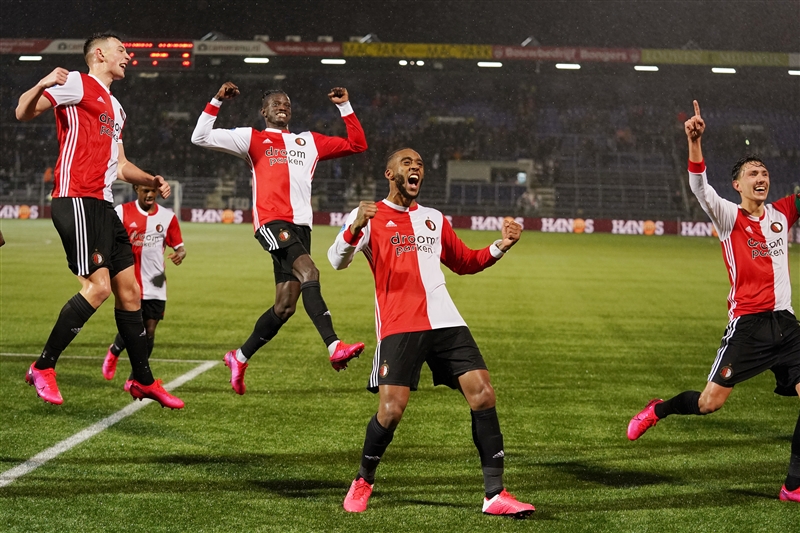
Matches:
[1,218,798,532]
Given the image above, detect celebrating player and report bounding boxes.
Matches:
[627,100,800,503]
[328,148,535,517]
[191,82,367,395]
[102,180,186,387]
[14,34,184,408]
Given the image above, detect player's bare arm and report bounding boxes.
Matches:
[328,87,349,105]
[117,144,171,198]
[685,100,705,163]
[168,246,186,266]
[350,201,378,234]
[215,82,240,100]
[498,217,522,252]
[15,67,69,121]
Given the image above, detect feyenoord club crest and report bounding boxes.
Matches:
[720,366,733,380]
[770,221,783,233]
[295,138,306,146]
[92,251,105,266]
[379,363,390,378]
[425,219,436,231]
[156,224,164,233]
[278,230,290,242]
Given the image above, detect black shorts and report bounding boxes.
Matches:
[367,326,488,393]
[708,310,800,396]
[51,197,134,277]
[254,221,312,284]
[141,299,166,322]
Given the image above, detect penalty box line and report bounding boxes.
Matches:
[0,360,219,488]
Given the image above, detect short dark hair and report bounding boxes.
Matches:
[83,33,121,61]
[261,89,289,107]
[385,147,415,168]
[730,155,766,181]
[133,170,157,191]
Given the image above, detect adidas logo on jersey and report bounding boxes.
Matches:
[745,226,753,233]
[97,96,105,103]
[386,220,397,227]
[262,138,273,143]
[129,221,138,228]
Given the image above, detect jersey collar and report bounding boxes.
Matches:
[381,199,418,212]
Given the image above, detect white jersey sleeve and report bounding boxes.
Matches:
[42,71,84,107]
[328,208,371,270]
[689,163,739,241]
[191,99,252,159]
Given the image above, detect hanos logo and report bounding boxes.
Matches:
[540,218,594,234]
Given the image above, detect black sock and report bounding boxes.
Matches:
[36,293,96,370]
[358,414,395,484]
[786,411,800,491]
[472,407,505,499]
[300,281,338,347]
[110,333,125,356]
[115,309,154,385]
[654,391,703,419]
[240,307,287,358]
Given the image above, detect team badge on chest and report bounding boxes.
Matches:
[770,221,783,233]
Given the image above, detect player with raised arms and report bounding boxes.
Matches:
[627,101,800,503]
[15,33,184,409]
[328,148,536,517]
[192,82,368,394]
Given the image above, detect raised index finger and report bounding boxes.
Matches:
[693,100,701,117]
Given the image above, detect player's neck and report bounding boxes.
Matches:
[88,67,114,89]
[739,198,765,218]
[385,193,416,209]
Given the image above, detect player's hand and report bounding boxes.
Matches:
[499,217,522,252]
[38,68,69,89]
[328,87,349,104]
[684,100,705,142]
[168,247,186,266]
[154,175,171,199]
[215,82,240,100]
[351,201,377,233]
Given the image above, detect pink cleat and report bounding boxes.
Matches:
[343,477,373,513]
[627,399,663,441]
[123,379,133,392]
[102,346,119,380]
[25,363,63,405]
[330,341,365,371]
[482,489,535,518]
[129,379,184,409]
[223,350,248,395]
[780,485,800,502]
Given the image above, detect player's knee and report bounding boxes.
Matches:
[469,384,496,411]
[380,401,407,427]
[697,395,724,414]
[299,265,320,284]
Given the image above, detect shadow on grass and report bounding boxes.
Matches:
[542,461,673,487]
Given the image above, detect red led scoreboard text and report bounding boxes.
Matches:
[122,41,193,70]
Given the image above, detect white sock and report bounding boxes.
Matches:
[327,341,340,356]
[235,349,248,364]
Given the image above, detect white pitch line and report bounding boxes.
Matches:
[0,360,218,488]
[0,353,216,364]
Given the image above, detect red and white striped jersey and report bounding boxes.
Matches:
[191,98,367,231]
[43,71,125,202]
[328,200,505,340]
[689,160,800,320]
[115,201,183,301]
